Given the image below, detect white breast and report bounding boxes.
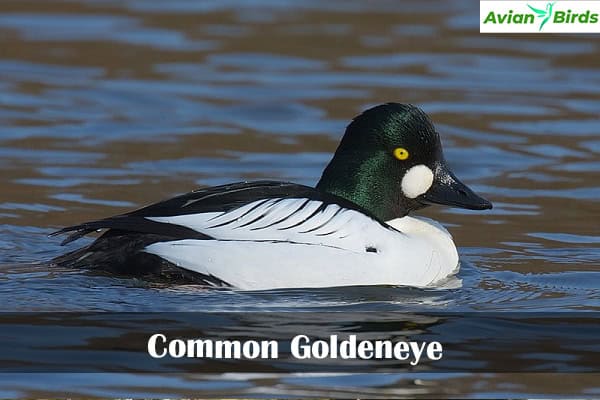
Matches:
[143,199,460,290]
[385,215,459,273]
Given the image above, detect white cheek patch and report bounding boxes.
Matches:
[401,164,434,199]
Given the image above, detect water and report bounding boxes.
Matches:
[0,0,599,396]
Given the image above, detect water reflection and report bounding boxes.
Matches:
[0,0,599,396]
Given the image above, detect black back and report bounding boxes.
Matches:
[51,180,379,245]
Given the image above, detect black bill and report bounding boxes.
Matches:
[420,162,492,210]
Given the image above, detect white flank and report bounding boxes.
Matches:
[143,198,459,290]
[147,199,378,252]
[401,164,434,199]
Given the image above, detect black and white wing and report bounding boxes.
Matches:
[51,180,388,248]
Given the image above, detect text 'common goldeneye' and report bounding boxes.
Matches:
[51,103,492,290]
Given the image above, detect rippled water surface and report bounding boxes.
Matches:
[0,0,599,397]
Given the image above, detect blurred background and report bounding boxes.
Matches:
[0,0,598,397]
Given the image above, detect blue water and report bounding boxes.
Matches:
[0,0,598,397]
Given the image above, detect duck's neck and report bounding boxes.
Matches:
[316,152,409,222]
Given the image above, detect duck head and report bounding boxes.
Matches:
[316,103,492,221]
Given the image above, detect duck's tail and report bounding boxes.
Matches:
[50,230,227,286]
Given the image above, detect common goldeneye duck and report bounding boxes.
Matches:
[51,103,492,290]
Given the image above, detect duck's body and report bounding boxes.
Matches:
[149,215,458,290]
[51,103,491,290]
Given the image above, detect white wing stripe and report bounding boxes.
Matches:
[236,198,282,228]
[249,198,310,230]
[298,206,343,233]
[270,200,324,230]
[146,198,395,252]
[206,198,271,226]
[297,204,342,233]
[209,198,277,228]
[234,198,284,228]
[311,208,354,236]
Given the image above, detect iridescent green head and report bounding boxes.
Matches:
[316,103,492,221]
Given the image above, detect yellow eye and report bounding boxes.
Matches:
[393,147,409,161]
